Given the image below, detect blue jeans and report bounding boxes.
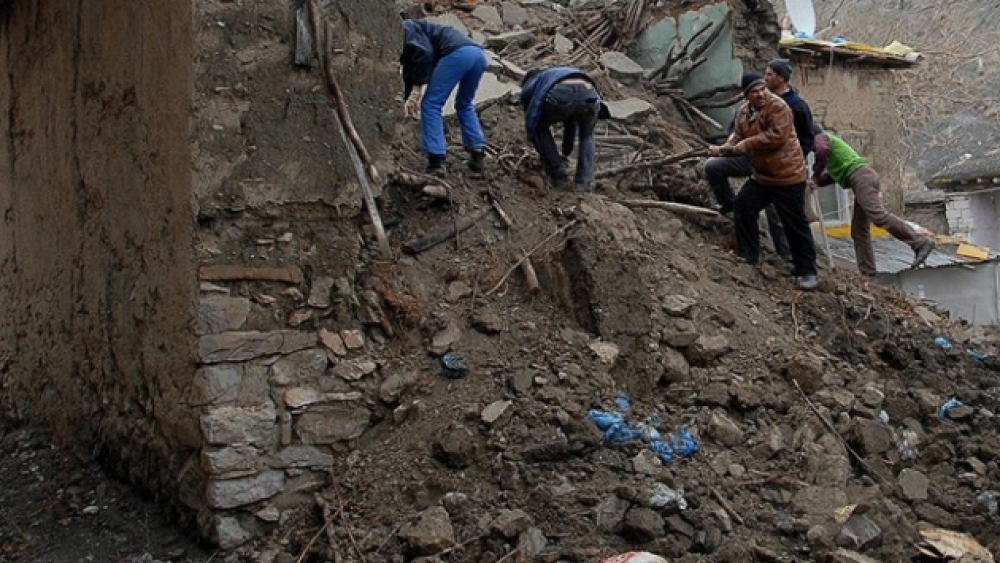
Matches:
[534,83,600,187]
[420,45,487,157]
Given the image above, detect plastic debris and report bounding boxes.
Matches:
[878,410,890,424]
[938,398,964,420]
[587,402,699,465]
[934,336,952,351]
[897,429,919,460]
[601,553,669,563]
[966,349,990,362]
[916,528,994,562]
[440,353,470,379]
[975,491,998,516]
[615,393,632,411]
[650,482,687,510]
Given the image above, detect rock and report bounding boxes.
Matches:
[516,527,547,561]
[859,384,885,408]
[481,400,512,426]
[206,470,285,509]
[472,5,503,28]
[664,514,694,538]
[433,424,479,469]
[807,525,832,549]
[295,407,371,443]
[631,450,663,475]
[699,526,723,553]
[446,281,472,303]
[471,309,504,334]
[898,468,929,500]
[427,13,468,36]
[662,318,699,347]
[787,353,825,394]
[399,506,456,556]
[255,505,281,522]
[484,30,534,49]
[835,514,882,551]
[501,2,530,26]
[340,329,365,350]
[589,340,620,365]
[269,445,335,469]
[319,328,348,356]
[686,334,730,366]
[595,494,631,532]
[288,310,310,328]
[307,276,334,308]
[853,419,894,456]
[202,445,260,476]
[507,370,535,395]
[814,389,856,412]
[553,33,573,54]
[946,405,975,420]
[621,508,664,542]
[332,358,377,381]
[357,290,385,325]
[269,349,328,386]
[662,294,697,317]
[380,371,420,405]
[214,516,253,549]
[198,331,316,363]
[659,347,691,383]
[490,509,532,538]
[708,412,744,447]
[829,548,881,563]
[600,51,644,82]
[754,426,786,460]
[201,402,277,445]
[604,97,655,122]
[283,387,326,409]
[198,295,251,335]
[698,382,731,407]
[191,364,243,405]
[790,486,848,518]
[431,322,463,354]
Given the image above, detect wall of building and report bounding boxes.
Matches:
[892,263,1000,325]
[969,190,1000,250]
[0,0,199,521]
[786,57,905,212]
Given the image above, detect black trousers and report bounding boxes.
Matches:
[734,179,817,276]
[534,83,600,186]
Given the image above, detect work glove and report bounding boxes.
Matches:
[404,87,423,118]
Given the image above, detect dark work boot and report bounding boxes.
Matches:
[427,154,447,177]
[468,149,486,173]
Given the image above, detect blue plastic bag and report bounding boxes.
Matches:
[934,336,952,351]
[667,428,700,457]
[939,397,964,420]
[441,353,470,379]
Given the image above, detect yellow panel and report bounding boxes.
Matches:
[957,243,990,261]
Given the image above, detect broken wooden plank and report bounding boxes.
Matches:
[520,256,541,295]
[199,265,304,284]
[620,199,720,217]
[595,148,707,179]
[403,207,492,254]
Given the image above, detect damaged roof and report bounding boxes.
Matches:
[917,113,1000,191]
[825,234,996,275]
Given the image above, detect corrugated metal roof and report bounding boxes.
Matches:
[823,234,997,275]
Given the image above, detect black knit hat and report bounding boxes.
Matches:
[767,58,793,81]
[741,72,764,95]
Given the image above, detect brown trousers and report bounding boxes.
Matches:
[846,166,923,276]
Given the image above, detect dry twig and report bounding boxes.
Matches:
[487,220,580,295]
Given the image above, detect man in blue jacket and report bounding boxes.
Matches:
[703,59,819,264]
[520,67,610,191]
[400,18,488,176]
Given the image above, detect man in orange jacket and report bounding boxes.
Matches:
[709,73,819,290]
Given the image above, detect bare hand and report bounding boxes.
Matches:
[720,144,740,156]
[404,93,422,118]
[708,145,723,157]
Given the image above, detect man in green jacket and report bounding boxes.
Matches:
[811,132,935,276]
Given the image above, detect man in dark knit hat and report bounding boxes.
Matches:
[763,58,819,157]
[710,73,819,290]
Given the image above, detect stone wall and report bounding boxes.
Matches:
[784,55,905,212]
[0,0,198,519]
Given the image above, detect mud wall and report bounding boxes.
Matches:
[784,56,905,211]
[0,0,198,516]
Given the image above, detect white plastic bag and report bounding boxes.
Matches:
[601,553,669,563]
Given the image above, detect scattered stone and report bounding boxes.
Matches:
[340,329,365,350]
[601,51,644,82]
[490,509,532,538]
[835,514,882,551]
[214,516,253,549]
[472,5,503,28]
[686,334,730,366]
[287,309,313,328]
[198,330,316,363]
[829,548,881,563]
[307,276,335,308]
[853,419,894,456]
[399,506,456,556]
[621,507,665,542]
[332,358,377,381]
[191,364,242,405]
[319,328,348,356]
[206,470,285,509]
[201,403,277,445]
[283,387,326,410]
[553,33,573,54]
[446,281,472,303]
[471,309,504,334]
[270,445,335,469]
[662,294,697,317]
[604,97,655,122]
[502,2,530,26]
[431,322,463,354]
[516,527,547,561]
[595,494,631,532]
[662,319,699,348]
[946,405,975,420]
[631,450,663,475]
[484,30,534,49]
[255,505,281,523]
[380,371,420,405]
[659,347,691,383]
[198,295,251,335]
[708,412,744,447]
[202,445,260,476]
[269,349,328,386]
[790,486,848,519]
[664,514,695,538]
[295,407,371,443]
[507,370,535,395]
[860,384,885,408]
[698,382,731,406]
[481,400,512,426]
[787,353,825,394]
[433,424,479,469]
[589,340,620,365]
[814,389,856,412]
[898,468,929,500]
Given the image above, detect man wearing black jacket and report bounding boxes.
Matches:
[703,59,819,264]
